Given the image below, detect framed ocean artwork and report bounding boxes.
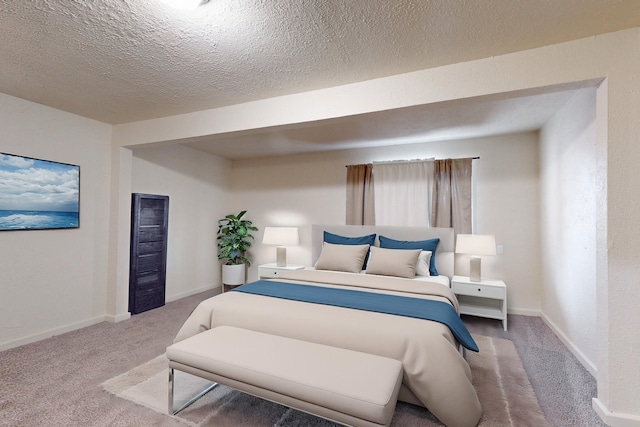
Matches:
[0,152,80,231]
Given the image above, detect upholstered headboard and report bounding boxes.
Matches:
[311,225,455,278]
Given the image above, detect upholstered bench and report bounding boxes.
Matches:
[166,326,403,427]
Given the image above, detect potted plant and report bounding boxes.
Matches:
[217,210,258,286]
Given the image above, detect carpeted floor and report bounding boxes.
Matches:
[463,315,606,427]
[0,289,606,427]
[101,334,546,426]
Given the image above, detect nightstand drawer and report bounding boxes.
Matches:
[258,264,305,279]
[451,275,507,331]
[260,267,288,278]
[452,282,505,299]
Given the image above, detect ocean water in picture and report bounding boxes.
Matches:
[1,152,80,231]
[0,210,79,230]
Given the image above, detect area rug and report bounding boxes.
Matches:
[101,334,548,426]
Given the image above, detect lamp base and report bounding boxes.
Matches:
[470,256,481,282]
[276,247,287,267]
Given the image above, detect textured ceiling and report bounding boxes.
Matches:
[183,90,581,159]
[2,1,639,157]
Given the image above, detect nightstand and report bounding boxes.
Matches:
[452,275,508,331]
[258,263,305,279]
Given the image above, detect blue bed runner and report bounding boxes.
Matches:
[232,280,478,352]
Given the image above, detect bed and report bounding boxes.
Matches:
[174,225,482,427]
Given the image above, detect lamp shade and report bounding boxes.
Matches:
[262,227,299,246]
[455,234,496,256]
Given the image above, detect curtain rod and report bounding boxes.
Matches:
[345,157,479,167]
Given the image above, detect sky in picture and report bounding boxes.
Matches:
[0,153,79,212]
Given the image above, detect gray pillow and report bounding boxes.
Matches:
[365,246,421,278]
[314,242,370,273]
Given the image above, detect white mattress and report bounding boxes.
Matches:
[413,274,450,287]
[306,267,451,288]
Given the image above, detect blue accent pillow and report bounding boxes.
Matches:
[323,231,376,269]
[378,235,440,276]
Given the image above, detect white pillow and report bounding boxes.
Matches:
[416,251,432,276]
[314,242,370,273]
[365,246,421,278]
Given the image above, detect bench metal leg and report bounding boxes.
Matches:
[169,368,219,415]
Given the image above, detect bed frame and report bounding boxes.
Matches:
[311,225,455,279]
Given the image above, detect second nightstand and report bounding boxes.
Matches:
[452,275,508,331]
[258,263,305,279]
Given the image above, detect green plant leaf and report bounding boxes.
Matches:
[216,210,258,265]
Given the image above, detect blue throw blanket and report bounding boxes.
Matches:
[232,280,478,352]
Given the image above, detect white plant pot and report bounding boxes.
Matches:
[222,263,246,286]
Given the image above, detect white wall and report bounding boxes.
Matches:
[112,27,640,424]
[3,24,639,423]
[540,89,598,374]
[231,132,542,315]
[131,144,232,297]
[0,93,112,351]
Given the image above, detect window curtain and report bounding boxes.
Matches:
[372,160,434,226]
[345,164,375,225]
[431,158,472,234]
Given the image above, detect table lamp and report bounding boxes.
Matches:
[455,234,496,282]
[262,227,299,267]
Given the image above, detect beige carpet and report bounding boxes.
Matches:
[101,334,547,426]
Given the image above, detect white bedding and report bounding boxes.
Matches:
[413,273,450,287]
[307,267,451,289]
[174,269,481,427]
[173,226,481,426]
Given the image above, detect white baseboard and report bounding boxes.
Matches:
[540,312,597,377]
[104,312,131,323]
[507,307,540,316]
[593,398,640,427]
[104,285,219,323]
[166,284,220,302]
[506,310,640,426]
[0,315,106,352]
[0,286,219,352]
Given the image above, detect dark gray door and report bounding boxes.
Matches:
[129,193,169,314]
